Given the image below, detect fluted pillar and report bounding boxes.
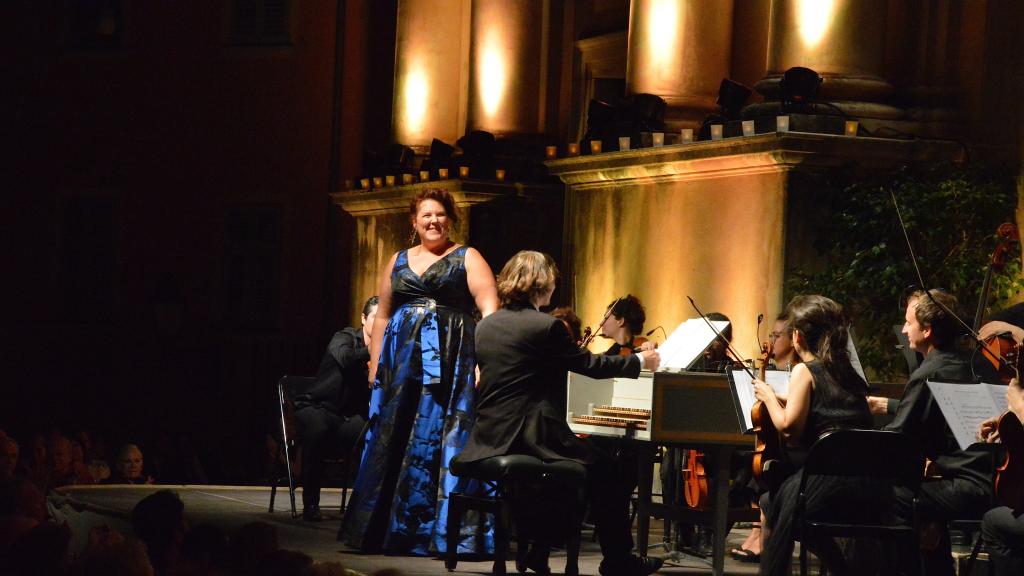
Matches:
[753,0,901,119]
[625,0,735,129]
[391,0,470,150]
[466,0,548,136]
[900,0,962,135]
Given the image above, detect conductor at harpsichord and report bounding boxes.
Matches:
[457,250,663,576]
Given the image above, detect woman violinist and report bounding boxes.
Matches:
[978,377,1024,575]
[752,295,874,576]
[597,295,655,356]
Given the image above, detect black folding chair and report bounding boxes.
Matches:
[795,429,924,576]
[268,375,368,518]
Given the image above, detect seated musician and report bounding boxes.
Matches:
[691,312,735,372]
[752,295,874,576]
[550,306,583,345]
[732,313,801,562]
[978,377,1024,576]
[459,251,663,576]
[878,289,993,576]
[599,295,655,355]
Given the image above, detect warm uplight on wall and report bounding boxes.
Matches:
[644,0,681,79]
[478,32,508,120]
[797,0,836,48]
[401,66,429,138]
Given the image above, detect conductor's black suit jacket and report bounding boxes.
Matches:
[458,304,641,466]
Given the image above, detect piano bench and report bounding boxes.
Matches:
[447,454,587,576]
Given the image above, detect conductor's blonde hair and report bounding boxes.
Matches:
[497,251,559,307]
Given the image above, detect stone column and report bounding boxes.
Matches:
[391,0,470,150]
[625,0,735,129]
[754,0,901,119]
[899,0,962,136]
[466,0,548,136]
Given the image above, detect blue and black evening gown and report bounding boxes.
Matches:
[339,246,492,556]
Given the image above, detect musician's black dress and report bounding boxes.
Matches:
[760,360,874,576]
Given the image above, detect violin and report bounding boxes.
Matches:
[580,297,622,349]
[751,340,783,483]
[974,223,1020,384]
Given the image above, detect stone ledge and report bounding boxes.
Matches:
[545,132,964,188]
[331,179,562,216]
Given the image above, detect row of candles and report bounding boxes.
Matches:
[543,117,860,158]
[349,166,506,190]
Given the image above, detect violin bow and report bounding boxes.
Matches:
[687,295,757,380]
[582,296,623,348]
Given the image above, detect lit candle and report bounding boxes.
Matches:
[343,179,353,190]
[359,178,370,189]
[385,175,396,187]
[776,116,790,132]
[459,166,470,178]
[567,143,579,156]
[419,170,430,182]
[710,124,724,141]
[495,169,506,181]
[402,173,413,185]
[652,132,664,147]
[372,177,383,188]
[618,136,631,151]
[844,120,859,137]
[742,120,755,137]
[438,168,449,179]
[590,140,602,154]
[680,128,694,143]
[545,146,557,159]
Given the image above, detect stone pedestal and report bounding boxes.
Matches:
[625,0,735,131]
[749,0,901,121]
[546,132,961,358]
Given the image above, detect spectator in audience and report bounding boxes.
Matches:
[5,520,72,576]
[132,490,188,576]
[180,523,228,576]
[254,549,314,576]
[73,537,155,576]
[108,444,155,484]
[48,435,79,488]
[69,439,96,484]
[0,436,18,481]
[227,521,279,576]
[23,434,49,490]
[76,430,112,482]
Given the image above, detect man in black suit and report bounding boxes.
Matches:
[460,251,662,576]
[878,289,992,576]
[293,295,377,521]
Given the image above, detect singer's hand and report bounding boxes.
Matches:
[867,395,890,415]
[640,350,660,371]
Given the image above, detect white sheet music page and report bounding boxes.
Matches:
[731,369,791,431]
[656,319,732,371]
[925,381,1008,451]
[847,329,867,382]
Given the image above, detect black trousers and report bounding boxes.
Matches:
[982,506,1024,576]
[587,443,639,562]
[293,406,366,507]
[894,478,991,576]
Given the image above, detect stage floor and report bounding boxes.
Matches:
[55,485,761,575]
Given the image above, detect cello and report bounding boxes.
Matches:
[751,341,784,483]
[973,223,1020,384]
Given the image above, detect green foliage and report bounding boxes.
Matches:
[787,164,1023,380]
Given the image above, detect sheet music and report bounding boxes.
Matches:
[729,369,791,432]
[656,319,731,371]
[926,381,1008,451]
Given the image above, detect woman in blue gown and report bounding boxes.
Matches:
[339,189,498,556]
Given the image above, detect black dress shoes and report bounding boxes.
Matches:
[301,505,323,522]
[598,554,663,576]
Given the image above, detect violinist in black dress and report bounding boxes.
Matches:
[752,295,875,576]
